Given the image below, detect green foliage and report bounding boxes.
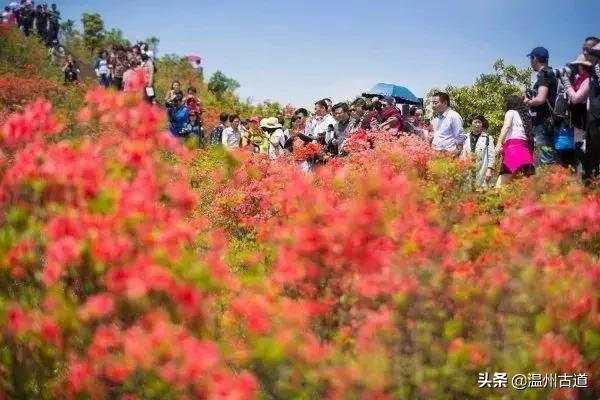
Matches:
[252,100,285,118]
[81,13,105,55]
[0,27,60,82]
[208,70,240,97]
[429,59,531,136]
[103,28,130,48]
[146,36,160,55]
[59,19,76,40]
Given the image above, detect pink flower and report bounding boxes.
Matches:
[231,297,271,334]
[7,305,31,335]
[66,358,97,396]
[40,316,62,348]
[80,293,115,321]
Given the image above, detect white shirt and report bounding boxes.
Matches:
[504,110,528,141]
[305,114,336,141]
[268,129,286,159]
[222,127,241,149]
[432,108,466,151]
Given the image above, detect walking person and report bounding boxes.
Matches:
[582,38,600,182]
[94,50,111,88]
[62,54,79,84]
[140,53,155,103]
[559,53,593,174]
[122,60,140,92]
[110,48,127,91]
[524,47,558,167]
[460,115,495,191]
[495,96,535,187]
[210,113,229,146]
[47,3,60,43]
[34,4,48,42]
[222,115,242,149]
[21,3,34,36]
[431,92,466,155]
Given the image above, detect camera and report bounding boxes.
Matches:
[525,89,536,100]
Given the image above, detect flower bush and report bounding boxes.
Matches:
[0,70,599,400]
[0,89,257,399]
[205,131,600,399]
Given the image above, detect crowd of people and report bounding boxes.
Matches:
[1,0,60,45]
[192,96,432,168]
[3,6,600,190]
[92,42,156,99]
[194,39,600,190]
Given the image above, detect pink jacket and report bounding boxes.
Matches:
[566,70,590,104]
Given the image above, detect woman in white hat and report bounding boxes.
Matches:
[559,53,593,171]
[259,117,286,159]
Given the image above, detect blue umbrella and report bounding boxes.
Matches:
[363,83,421,105]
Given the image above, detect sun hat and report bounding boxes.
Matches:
[259,117,282,129]
[569,53,592,67]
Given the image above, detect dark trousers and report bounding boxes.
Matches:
[112,77,123,91]
[534,121,557,167]
[584,118,600,182]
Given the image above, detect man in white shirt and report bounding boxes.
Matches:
[222,115,242,149]
[431,92,466,153]
[304,99,337,143]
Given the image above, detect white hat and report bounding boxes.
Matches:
[259,117,282,129]
[569,53,592,67]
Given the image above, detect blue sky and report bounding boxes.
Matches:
[57,0,599,107]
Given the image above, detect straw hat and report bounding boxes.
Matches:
[569,53,592,67]
[259,117,282,129]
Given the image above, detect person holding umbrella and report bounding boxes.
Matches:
[378,96,403,133]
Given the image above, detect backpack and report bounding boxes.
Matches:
[544,68,569,121]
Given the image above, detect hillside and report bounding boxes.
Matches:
[1,21,286,132]
[1,16,599,400]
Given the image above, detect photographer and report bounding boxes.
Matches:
[330,102,354,155]
[523,47,558,167]
[62,55,79,84]
[583,38,600,182]
[557,54,593,171]
[165,81,184,110]
[304,99,336,144]
[259,117,286,159]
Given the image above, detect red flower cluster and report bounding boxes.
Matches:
[1,81,599,399]
[0,89,255,399]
